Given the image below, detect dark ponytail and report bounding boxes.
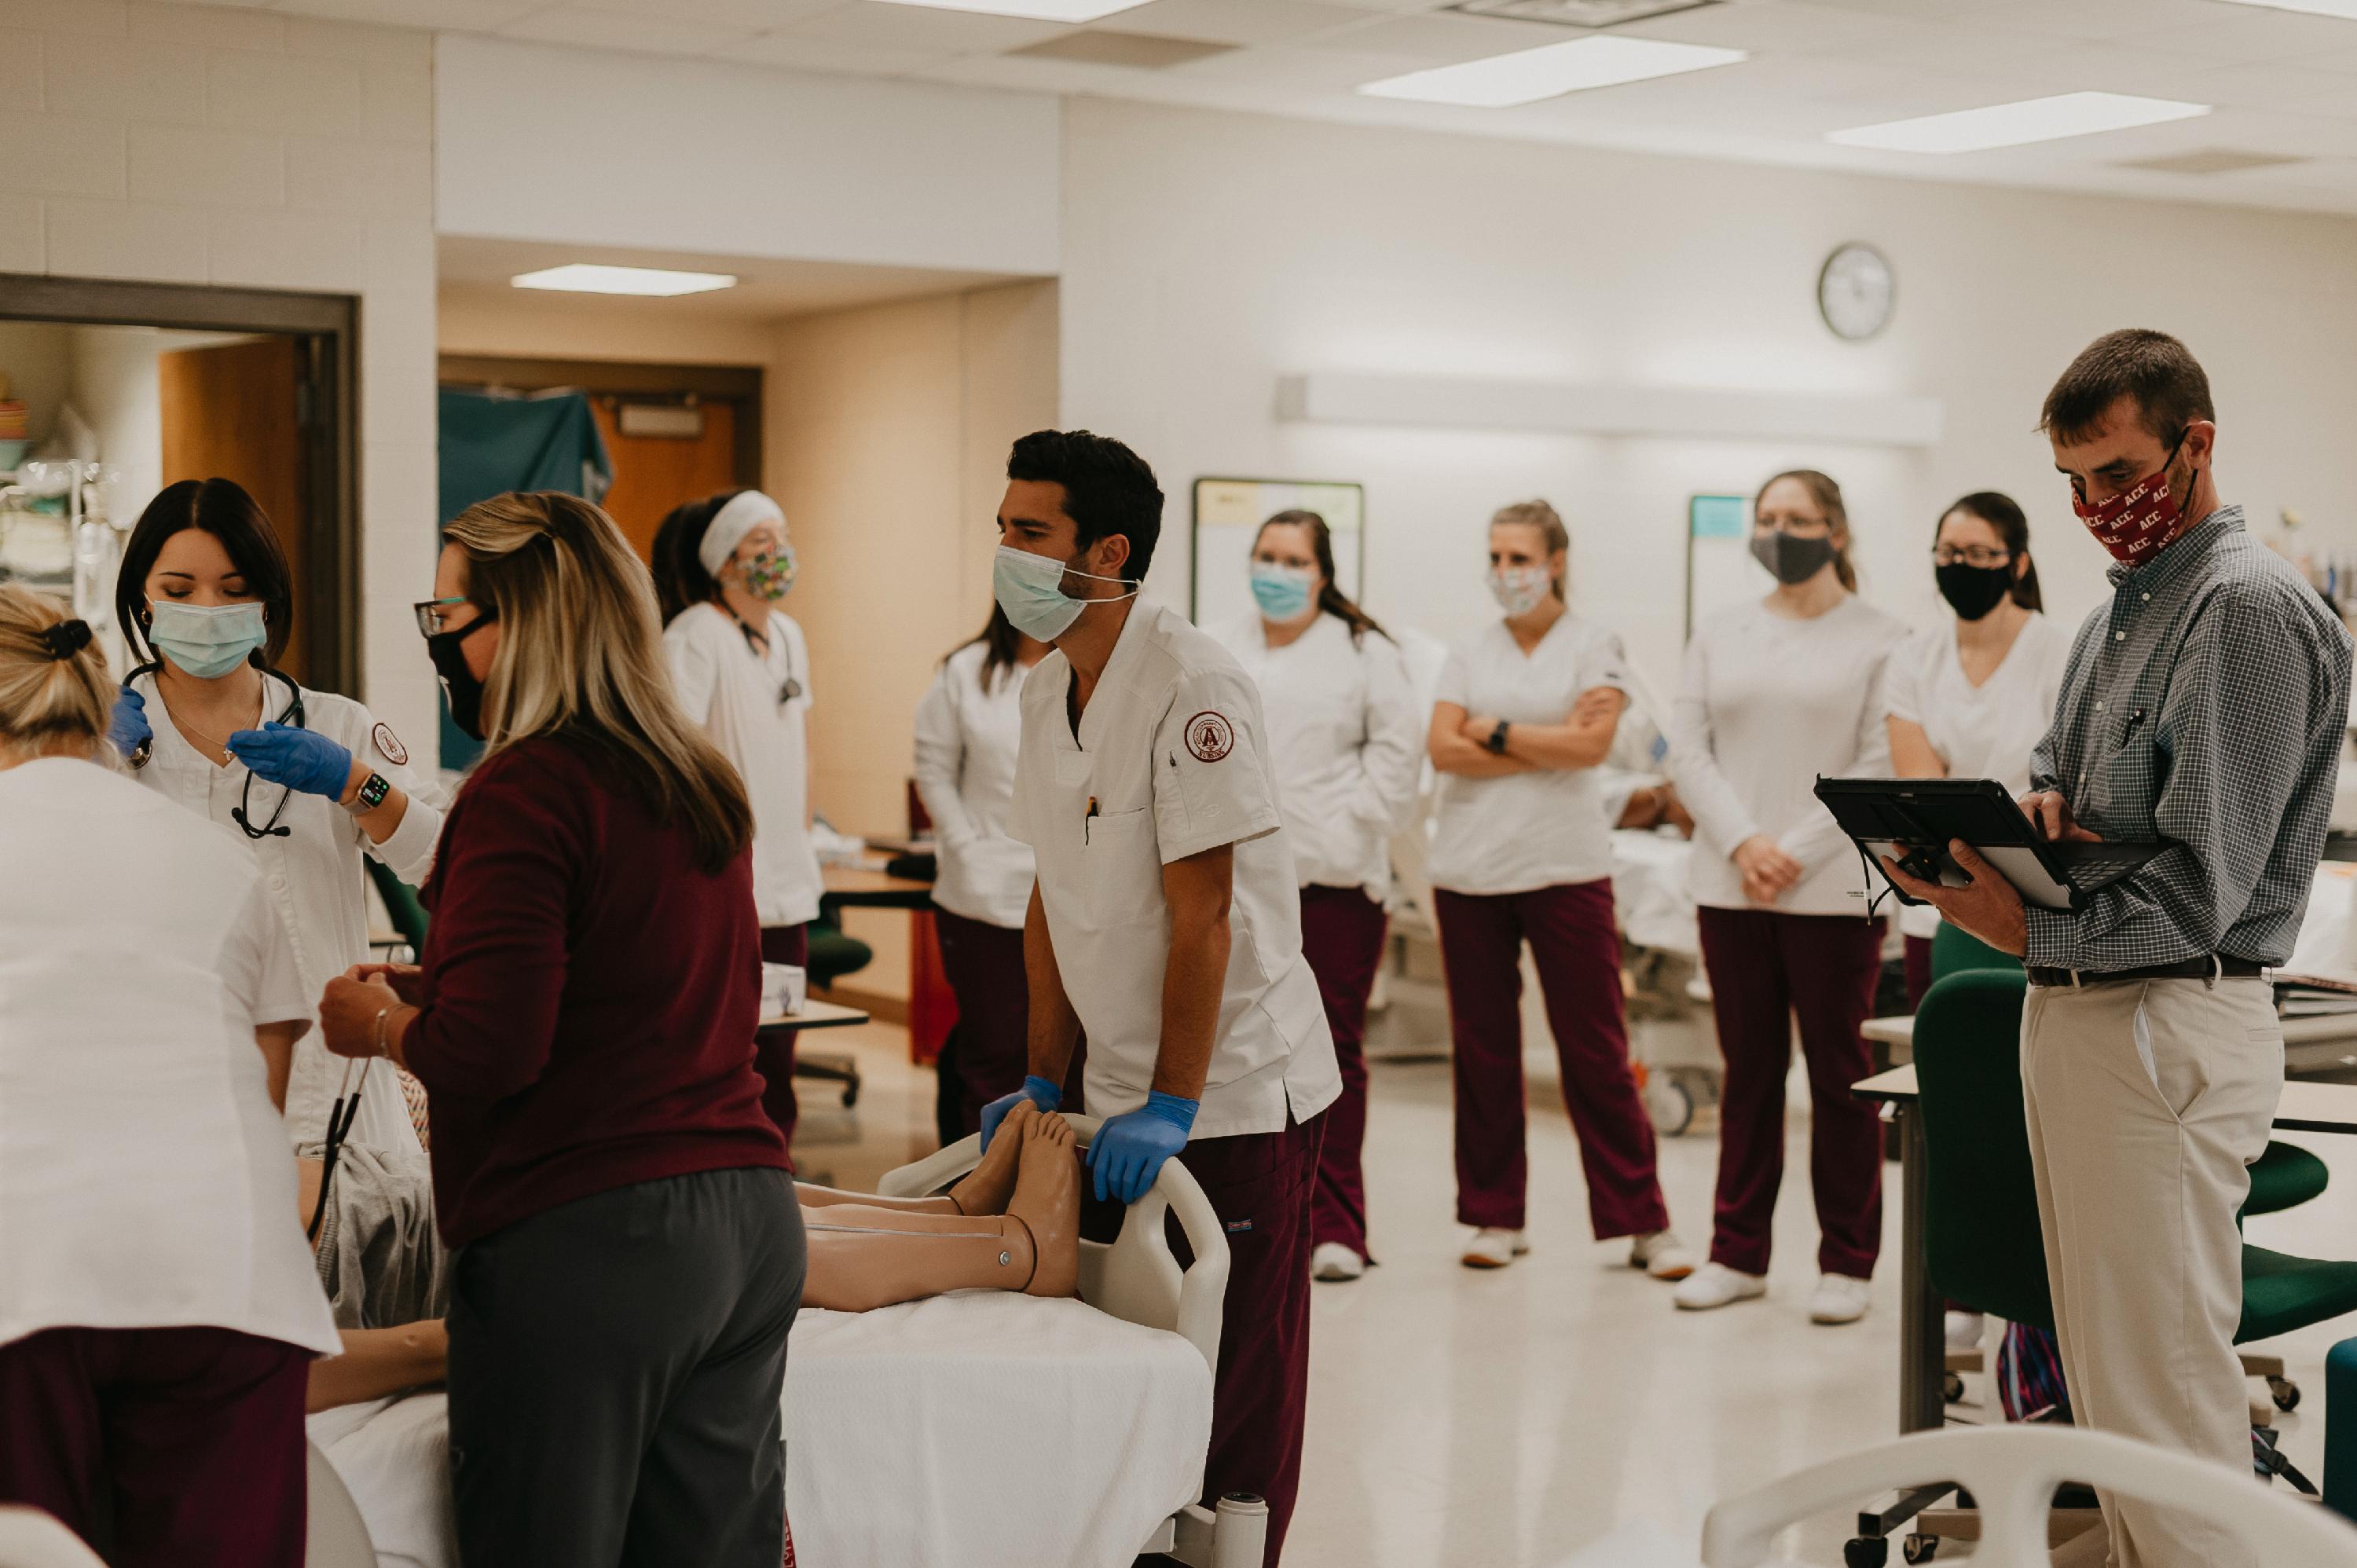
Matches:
[1941,490,2043,612]
[650,488,753,625]
[1256,509,1387,645]
[949,603,1026,692]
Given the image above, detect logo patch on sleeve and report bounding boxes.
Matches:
[1185,710,1234,763]
[372,723,409,767]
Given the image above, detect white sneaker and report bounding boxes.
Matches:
[1809,1273,1874,1324]
[1461,1229,1528,1269]
[1945,1310,1985,1350]
[1312,1242,1365,1282]
[1629,1229,1697,1280]
[1673,1262,1766,1310]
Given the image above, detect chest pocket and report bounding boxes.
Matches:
[2086,710,2166,841]
[1083,807,1164,928]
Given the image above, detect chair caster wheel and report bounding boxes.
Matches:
[1942,1370,1966,1404]
[1903,1535,1938,1563]
[1845,1537,1889,1568]
[2271,1376,2302,1412]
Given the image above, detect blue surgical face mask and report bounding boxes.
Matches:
[992,544,1135,643]
[148,600,266,680]
[1248,562,1315,622]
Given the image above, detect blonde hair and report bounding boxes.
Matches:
[1755,469,1857,592]
[0,585,112,764]
[441,492,753,872]
[1490,499,1570,602]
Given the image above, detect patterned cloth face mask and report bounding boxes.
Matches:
[739,544,797,602]
[2072,436,2190,567]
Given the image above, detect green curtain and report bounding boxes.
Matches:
[433,389,612,768]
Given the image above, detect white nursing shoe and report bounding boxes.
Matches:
[1629,1229,1697,1280]
[1311,1242,1365,1282]
[1945,1310,1985,1350]
[1673,1262,1766,1311]
[1460,1229,1528,1269]
[1809,1273,1874,1325]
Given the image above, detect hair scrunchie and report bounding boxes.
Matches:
[40,619,93,661]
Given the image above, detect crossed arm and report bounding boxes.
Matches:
[1428,687,1625,778]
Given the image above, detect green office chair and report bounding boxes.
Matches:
[1925,921,2326,1221]
[364,857,429,958]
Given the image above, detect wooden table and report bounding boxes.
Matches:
[819,861,948,1064]
[1864,1009,2357,1075]
[820,863,934,909]
[757,999,871,1032]
[759,999,873,1108]
[1852,1063,2357,1438]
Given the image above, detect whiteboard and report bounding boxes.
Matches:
[1189,478,1365,628]
[1684,493,1757,643]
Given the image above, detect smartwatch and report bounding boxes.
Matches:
[1485,720,1511,757]
[347,771,392,813]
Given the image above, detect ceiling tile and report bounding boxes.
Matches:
[497,7,758,53]
[563,0,845,26]
[1973,0,2222,42]
[1314,8,1597,64]
[263,0,545,27]
[2137,8,2357,64]
[778,1,1075,51]
[728,30,953,71]
[1629,1,1930,55]
[1099,0,1382,47]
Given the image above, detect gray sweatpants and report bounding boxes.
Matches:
[445,1166,806,1568]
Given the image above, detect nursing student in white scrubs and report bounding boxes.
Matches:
[981,430,1337,1566]
[1886,490,2071,1006]
[1668,469,1906,1326]
[912,604,1052,1134]
[107,478,440,1156]
[655,488,825,1147]
[1208,509,1421,1284]
[0,586,339,1568]
[1427,500,1690,1278]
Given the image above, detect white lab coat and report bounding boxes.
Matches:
[911,641,1036,930]
[665,603,825,929]
[1208,613,1424,903]
[0,757,339,1357]
[131,671,440,1155]
[1008,603,1339,1140]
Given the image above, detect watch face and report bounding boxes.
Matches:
[1819,242,1894,342]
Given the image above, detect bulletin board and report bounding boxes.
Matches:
[1190,477,1365,627]
[1684,493,1756,643]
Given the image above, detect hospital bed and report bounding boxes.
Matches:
[311,1116,1250,1568]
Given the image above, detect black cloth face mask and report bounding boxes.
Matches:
[1750,529,1837,586]
[427,611,498,741]
[1936,562,2014,622]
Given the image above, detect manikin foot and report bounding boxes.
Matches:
[1007,1112,1081,1299]
[949,1099,1035,1216]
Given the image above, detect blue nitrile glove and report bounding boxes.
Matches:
[226,721,354,800]
[108,686,151,761]
[980,1075,1062,1152]
[1087,1092,1199,1205]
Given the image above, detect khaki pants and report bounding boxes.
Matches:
[2021,976,2282,1568]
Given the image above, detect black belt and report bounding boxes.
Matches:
[2026,955,2266,989]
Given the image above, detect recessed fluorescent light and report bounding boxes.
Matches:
[1828,92,2210,154]
[1358,35,1744,108]
[511,264,738,297]
[866,0,1147,20]
[2209,0,2357,17]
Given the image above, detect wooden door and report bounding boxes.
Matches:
[588,397,741,564]
[159,336,310,680]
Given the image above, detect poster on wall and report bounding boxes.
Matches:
[1190,476,1365,628]
[1685,493,1756,644]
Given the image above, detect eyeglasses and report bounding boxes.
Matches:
[413,596,471,638]
[1930,546,2014,569]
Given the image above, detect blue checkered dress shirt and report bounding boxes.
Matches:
[2025,506,2352,972]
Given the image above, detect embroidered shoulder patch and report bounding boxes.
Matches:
[372,723,409,767]
[1185,710,1234,764]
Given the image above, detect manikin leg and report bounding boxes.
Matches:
[801,1110,1080,1313]
[795,1101,1036,1218]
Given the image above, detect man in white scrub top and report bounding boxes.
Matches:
[981,430,1336,1567]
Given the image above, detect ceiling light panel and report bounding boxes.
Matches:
[1827,92,2211,154]
[2208,0,2357,18]
[1450,0,1721,25]
[1358,35,1745,107]
[865,0,1149,20]
[511,264,739,296]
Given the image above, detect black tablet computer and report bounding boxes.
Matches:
[1813,776,2168,913]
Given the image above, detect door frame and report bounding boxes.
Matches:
[0,273,360,694]
[437,356,764,489]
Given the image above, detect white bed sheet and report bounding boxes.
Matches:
[1612,829,1699,957]
[313,1293,1213,1568]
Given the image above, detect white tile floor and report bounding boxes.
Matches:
[796,1022,2357,1566]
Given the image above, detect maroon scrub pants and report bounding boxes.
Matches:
[0,1324,310,1568]
[756,922,810,1152]
[1695,907,1886,1280]
[1432,880,1670,1239]
[933,908,1031,1135]
[1299,884,1388,1262]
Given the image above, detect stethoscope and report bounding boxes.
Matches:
[726,606,803,707]
[125,658,309,841]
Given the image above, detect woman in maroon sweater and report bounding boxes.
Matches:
[318,491,801,1568]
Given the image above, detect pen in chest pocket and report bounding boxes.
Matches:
[1085,795,1098,844]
